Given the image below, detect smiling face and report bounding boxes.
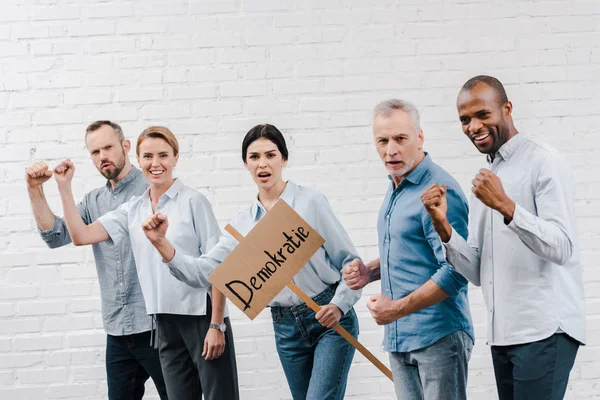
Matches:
[137,137,178,187]
[86,124,130,180]
[244,138,288,191]
[457,82,515,155]
[373,109,424,185]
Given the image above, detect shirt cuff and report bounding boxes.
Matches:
[330,292,354,315]
[443,226,459,250]
[38,216,62,237]
[165,249,185,272]
[507,203,531,234]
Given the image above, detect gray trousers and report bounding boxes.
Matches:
[389,330,473,400]
[156,313,239,400]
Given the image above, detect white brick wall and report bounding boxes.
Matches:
[0,0,599,399]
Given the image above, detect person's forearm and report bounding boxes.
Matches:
[28,185,56,231]
[366,258,381,283]
[58,184,91,245]
[151,237,176,263]
[396,279,448,318]
[211,286,226,324]
[432,217,453,243]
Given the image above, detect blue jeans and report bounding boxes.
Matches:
[491,333,580,400]
[271,285,358,400]
[106,331,168,400]
[389,330,473,400]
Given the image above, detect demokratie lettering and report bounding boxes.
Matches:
[225,227,310,310]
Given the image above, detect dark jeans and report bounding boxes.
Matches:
[156,314,239,400]
[491,333,580,400]
[106,331,168,400]
[271,285,359,400]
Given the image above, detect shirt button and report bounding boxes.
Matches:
[386,289,390,293]
[123,305,127,308]
[386,214,390,219]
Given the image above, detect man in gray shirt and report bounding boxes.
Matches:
[26,121,167,400]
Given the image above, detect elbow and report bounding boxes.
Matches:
[553,236,574,266]
[168,268,205,289]
[44,240,62,249]
[70,234,86,246]
[555,246,573,266]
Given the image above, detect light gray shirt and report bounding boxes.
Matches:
[444,133,586,346]
[166,181,362,314]
[40,167,151,336]
[98,178,225,316]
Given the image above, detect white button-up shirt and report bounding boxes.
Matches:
[166,181,362,314]
[98,179,225,316]
[444,133,585,346]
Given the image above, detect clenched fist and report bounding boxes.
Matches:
[472,169,515,221]
[53,159,76,188]
[342,258,369,290]
[25,162,53,189]
[142,212,169,244]
[421,184,448,225]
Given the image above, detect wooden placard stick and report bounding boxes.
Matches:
[225,224,394,382]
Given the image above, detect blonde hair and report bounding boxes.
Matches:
[136,126,179,156]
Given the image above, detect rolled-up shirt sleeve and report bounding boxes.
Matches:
[39,195,90,248]
[97,202,130,244]
[315,194,362,314]
[506,155,574,266]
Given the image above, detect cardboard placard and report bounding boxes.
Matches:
[208,199,325,319]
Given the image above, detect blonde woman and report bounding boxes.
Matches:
[53,126,239,400]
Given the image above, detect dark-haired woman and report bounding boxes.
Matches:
[158,124,362,400]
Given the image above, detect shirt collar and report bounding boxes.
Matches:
[163,178,184,199]
[387,152,432,188]
[142,178,184,203]
[488,133,526,163]
[250,180,296,221]
[106,166,142,193]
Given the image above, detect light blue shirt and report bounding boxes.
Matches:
[378,154,473,353]
[98,179,224,316]
[166,181,362,314]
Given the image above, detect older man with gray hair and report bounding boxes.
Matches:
[343,100,474,399]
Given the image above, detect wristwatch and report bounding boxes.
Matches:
[209,322,226,333]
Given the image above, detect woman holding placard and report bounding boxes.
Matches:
[158,124,362,400]
[52,126,239,400]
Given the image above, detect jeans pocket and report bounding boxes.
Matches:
[460,331,473,361]
[271,310,281,323]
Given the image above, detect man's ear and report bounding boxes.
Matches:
[122,139,131,155]
[503,100,513,117]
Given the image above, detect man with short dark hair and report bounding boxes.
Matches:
[25,121,167,400]
[422,76,586,400]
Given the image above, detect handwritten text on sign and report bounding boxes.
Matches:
[208,200,325,319]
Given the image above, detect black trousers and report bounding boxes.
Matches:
[106,331,168,400]
[491,333,580,400]
[155,313,239,400]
